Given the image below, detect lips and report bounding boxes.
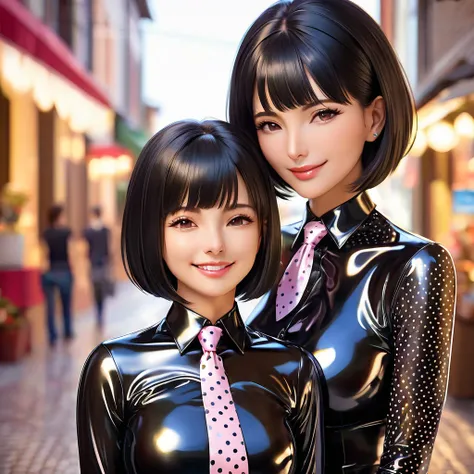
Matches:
[193,261,233,270]
[290,164,320,172]
[196,264,231,271]
[193,262,234,278]
[289,162,327,181]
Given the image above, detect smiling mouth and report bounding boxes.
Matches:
[290,162,327,173]
[289,161,327,180]
[192,263,234,271]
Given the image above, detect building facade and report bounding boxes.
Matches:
[0,0,151,269]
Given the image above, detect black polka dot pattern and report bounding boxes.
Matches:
[198,326,249,474]
[380,244,456,472]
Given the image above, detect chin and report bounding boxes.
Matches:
[289,180,335,201]
[199,283,236,298]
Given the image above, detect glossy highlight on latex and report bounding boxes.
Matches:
[248,192,456,473]
[77,303,324,473]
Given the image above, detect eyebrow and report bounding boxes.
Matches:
[173,203,256,213]
[253,99,333,119]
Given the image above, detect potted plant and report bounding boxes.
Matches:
[0,295,29,362]
[0,183,29,268]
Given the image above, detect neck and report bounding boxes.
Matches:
[177,287,236,324]
[91,218,102,228]
[309,160,361,217]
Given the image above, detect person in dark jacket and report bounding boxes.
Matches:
[83,206,112,328]
[41,204,73,346]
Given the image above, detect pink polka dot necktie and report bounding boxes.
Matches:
[276,221,327,321]
[198,326,249,474]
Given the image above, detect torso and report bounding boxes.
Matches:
[43,226,71,271]
[77,305,324,474]
[248,195,455,473]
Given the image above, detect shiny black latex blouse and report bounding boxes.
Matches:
[77,303,324,473]
[247,193,456,474]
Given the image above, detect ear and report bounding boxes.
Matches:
[365,96,386,142]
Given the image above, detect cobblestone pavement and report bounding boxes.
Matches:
[0,283,473,473]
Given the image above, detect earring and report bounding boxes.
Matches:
[373,132,378,138]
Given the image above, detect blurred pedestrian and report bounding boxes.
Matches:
[41,204,74,346]
[83,206,112,328]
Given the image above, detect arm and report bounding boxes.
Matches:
[66,229,81,276]
[105,227,111,261]
[39,241,49,272]
[77,344,125,473]
[379,243,456,473]
[290,351,325,474]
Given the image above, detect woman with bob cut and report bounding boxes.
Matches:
[76,119,325,474]
[228,1,456,473]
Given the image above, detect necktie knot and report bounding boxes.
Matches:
[198,326,222,352]
[304,221,327,246]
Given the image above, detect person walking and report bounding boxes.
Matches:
[41,204,74,346]
[83,206,112,328]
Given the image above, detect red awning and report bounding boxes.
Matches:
[87,144,132,160]
[0,0,110,107]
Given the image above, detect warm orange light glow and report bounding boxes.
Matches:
[426,121,458,153]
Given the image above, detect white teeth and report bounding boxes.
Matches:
[198,265,227,271]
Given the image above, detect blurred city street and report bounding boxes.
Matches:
[0,282,472,473]
[0,282,160,474]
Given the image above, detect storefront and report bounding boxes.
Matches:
[0,0,113,266]
[414,72,474,251]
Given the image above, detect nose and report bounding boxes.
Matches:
[205,227,225,255]
[287,127,309,162]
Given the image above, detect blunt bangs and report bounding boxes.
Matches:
[255,23,356,113]
[163,135,239,216]
[121,119,281,304]
[229,0,416,195]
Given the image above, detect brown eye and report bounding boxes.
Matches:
[256,121,281,133]
[229,215,254,226]
[313,108,341,123]
[170,218,195,229]
[318,111,334,121]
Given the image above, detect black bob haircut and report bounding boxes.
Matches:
[121,119,281,304]
[228,0,416,198]
[48,204,64,226]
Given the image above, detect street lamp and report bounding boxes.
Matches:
[426,120,459,152]
[454,112,474,138]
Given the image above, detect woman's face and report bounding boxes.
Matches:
[253,75,380,204]
[163,174,260,306]
[56,212,66,227]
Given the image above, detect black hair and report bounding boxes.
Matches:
[91,206,102,218]
[121,119,281,304]
[228,0,416,197]
[48,204,64,226]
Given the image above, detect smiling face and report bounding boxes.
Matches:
[163,174,261,309]
[253,75,382,213]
